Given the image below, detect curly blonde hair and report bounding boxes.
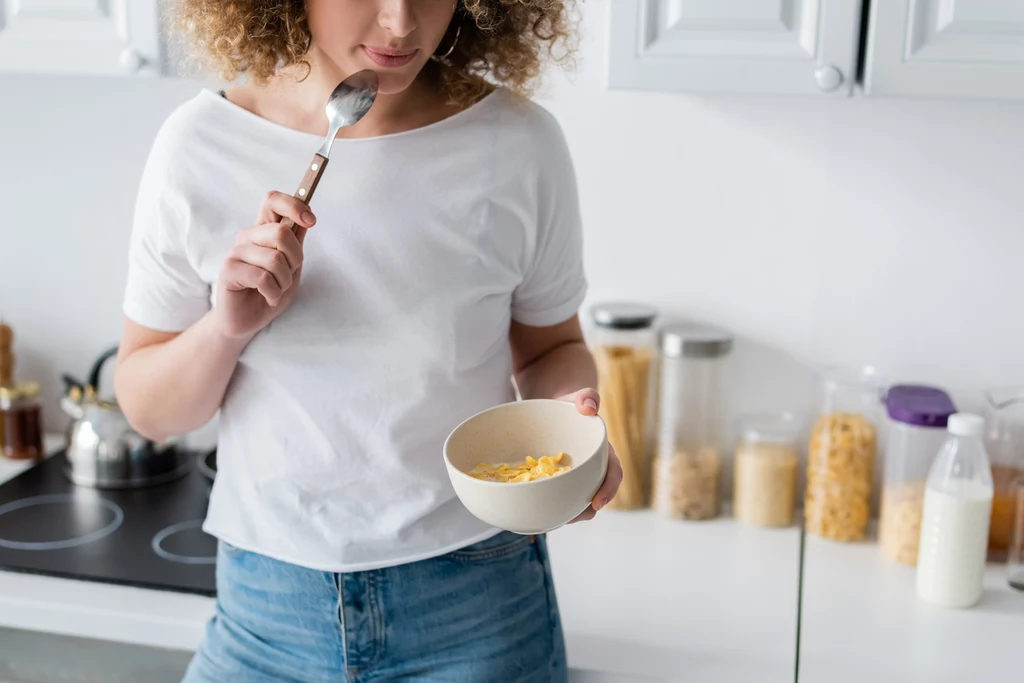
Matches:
[173,0,579,104]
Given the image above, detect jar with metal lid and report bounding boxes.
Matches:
[878,385,956,565]
[650,324,733,521]
[984,387,1024,560]
[804,366,885,542]
[588,303,658,510]
[0,381,44,461]
[733,413,801,528]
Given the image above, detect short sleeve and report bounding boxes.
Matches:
[122,124,212,332]
[510,115,588,327]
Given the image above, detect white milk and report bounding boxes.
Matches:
[916,479,993,608]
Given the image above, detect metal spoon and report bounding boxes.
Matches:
[280,70,379,231]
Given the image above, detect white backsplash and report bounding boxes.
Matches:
[1,0,1021,453]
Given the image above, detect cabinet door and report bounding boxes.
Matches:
[608,0,863,95]
[865,0,1024,99]
[0,0,162,76]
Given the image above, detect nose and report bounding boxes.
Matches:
[378,0,416,38]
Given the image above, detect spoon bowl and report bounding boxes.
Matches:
[280,69,379,229]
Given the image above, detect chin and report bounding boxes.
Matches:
[374,71,422,96]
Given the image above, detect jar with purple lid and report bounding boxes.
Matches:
[879,385,957,565]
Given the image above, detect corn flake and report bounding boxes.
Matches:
[468,453,572,483]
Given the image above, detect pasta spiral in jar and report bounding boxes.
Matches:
[804,367,885,542]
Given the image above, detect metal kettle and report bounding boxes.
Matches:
[61,347,189,488]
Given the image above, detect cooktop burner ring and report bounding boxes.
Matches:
[0,494,125,551]
[151,519,217,565]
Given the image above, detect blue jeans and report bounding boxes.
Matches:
[182,532,567,682]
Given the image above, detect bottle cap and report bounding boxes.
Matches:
[947,413,985,437]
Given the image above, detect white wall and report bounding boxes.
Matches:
[1,0,1022,447]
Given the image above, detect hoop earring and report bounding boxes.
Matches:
[436,24,461,59]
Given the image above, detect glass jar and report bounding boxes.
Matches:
[588,303,658,510]
[984,387,1024,561]
[733,413,800,528]
[878,385,956,565]
[916,414,993,608]
[1008,475,1024,592]
[804,366,885,542]
[0,381,44,461]
[650,324,733,521]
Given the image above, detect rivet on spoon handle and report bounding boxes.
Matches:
[280,154,329,232]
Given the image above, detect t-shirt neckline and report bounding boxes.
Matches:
[202,87,501,144]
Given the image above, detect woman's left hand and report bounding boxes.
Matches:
[559,388,622,524]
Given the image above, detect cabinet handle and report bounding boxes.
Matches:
[119,48,146,74]
[814,66,843,93]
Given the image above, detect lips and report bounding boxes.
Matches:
[362,46,418,68]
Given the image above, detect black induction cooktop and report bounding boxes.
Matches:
[0,452,216,596]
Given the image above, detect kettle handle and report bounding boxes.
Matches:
[87,346,120,394]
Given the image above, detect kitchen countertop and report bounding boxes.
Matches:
[0,438,802,682]
[5,441,1021,680]
[799,533,1022,682]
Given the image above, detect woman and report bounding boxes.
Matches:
[115,1,621,680]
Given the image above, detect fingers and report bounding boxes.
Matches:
[221,259,285,306]
[239,223,304,272]
[591,446,623,512]
[258,191,316,229]
[229,244,294,293]
[566,387,600,415]
[568,505,597,525]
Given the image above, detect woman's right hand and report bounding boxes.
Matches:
[214,191,317,340]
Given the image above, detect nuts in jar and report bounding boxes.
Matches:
[651,447,721,520]
[804,413,877,542]
[879,481,925,565]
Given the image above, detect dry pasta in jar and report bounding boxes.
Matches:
[588,303,658,511]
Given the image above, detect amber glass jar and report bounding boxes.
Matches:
[0,382,44,461]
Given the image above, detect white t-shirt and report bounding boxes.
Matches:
[123,88,587,571]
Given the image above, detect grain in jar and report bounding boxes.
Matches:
[651,324,733,521]
[878,385,956,565]
[804,367,885,542]
[733,413,801,528]
[588,303,657,510]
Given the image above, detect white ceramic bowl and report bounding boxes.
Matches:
[444,399,609,535]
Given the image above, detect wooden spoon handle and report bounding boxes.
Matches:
[281,153,329,231]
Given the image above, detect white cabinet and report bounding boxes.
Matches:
[0,0,163,76]
[864,0,1024,99]
[608,0,863,95]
